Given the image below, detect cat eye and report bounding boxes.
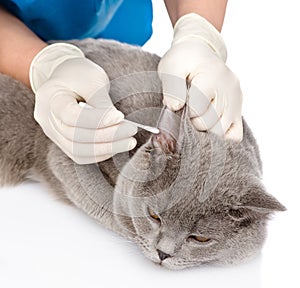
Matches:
[188,235,211,243]
[148,208,161,223]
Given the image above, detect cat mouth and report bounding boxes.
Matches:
[135,240,197,270]
[155,258,198,270]
[141,246,196,270]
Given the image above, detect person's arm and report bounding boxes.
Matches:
[0,6,137,164]
[164,0,227,31]
[0,6,47,87]
[159,0,243,141]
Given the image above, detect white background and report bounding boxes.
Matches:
[0,0,299,287]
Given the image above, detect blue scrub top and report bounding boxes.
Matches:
[0,0,153,45]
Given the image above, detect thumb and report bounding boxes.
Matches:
[84,90,124,127]
[160,72,187,111]
[80,63,124,126]
[225,117,243,142]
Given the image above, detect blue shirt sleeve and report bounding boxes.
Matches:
[0,0,153,45]
[99,0,153,46]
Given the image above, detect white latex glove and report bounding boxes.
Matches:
[30,43,137,164]
[158,13,243,141]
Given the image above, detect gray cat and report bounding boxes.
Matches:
[0,39,285,269]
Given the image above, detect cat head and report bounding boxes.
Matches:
[113,107,285,269]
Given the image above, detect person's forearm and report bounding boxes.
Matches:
[164,0,228,31]
[0,6,47,87]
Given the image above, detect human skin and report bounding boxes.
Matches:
[164,0,228,31]
[0,6,47,87]
[0,0,227,87]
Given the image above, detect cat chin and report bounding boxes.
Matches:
[159,260,192,270]
[156,257,207,270]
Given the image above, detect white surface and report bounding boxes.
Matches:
[0,1,299,287]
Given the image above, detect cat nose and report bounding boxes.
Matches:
[157,249,171,261]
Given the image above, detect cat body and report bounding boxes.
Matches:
[0,39,285,269]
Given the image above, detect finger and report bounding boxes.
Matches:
[188,76,214,118]
[191,95,225,131]
[209,120,230,138]
[47,118,116,164]
[51,89,124,128]
[49,58,123,125]
[85,84,114,110]
[225,117,243,142]
[209,108,234,137]
[73,137,137,157]
[51,57,111,105]
[71,153,114,165]
[52,115,138,143]
[160,72,187,111]
[209,82,243,140]
[53,126,137,157]
[209,114,243,141]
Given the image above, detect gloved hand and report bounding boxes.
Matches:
[30,43,137,164]
[158,13,243,141]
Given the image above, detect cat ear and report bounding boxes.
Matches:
[151,106,186,154]
[152,132,178,155]
[229,181,286,220]
[239,188,286,213]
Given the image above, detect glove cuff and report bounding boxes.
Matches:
[29,43,85,93]
[173,13,227,62]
